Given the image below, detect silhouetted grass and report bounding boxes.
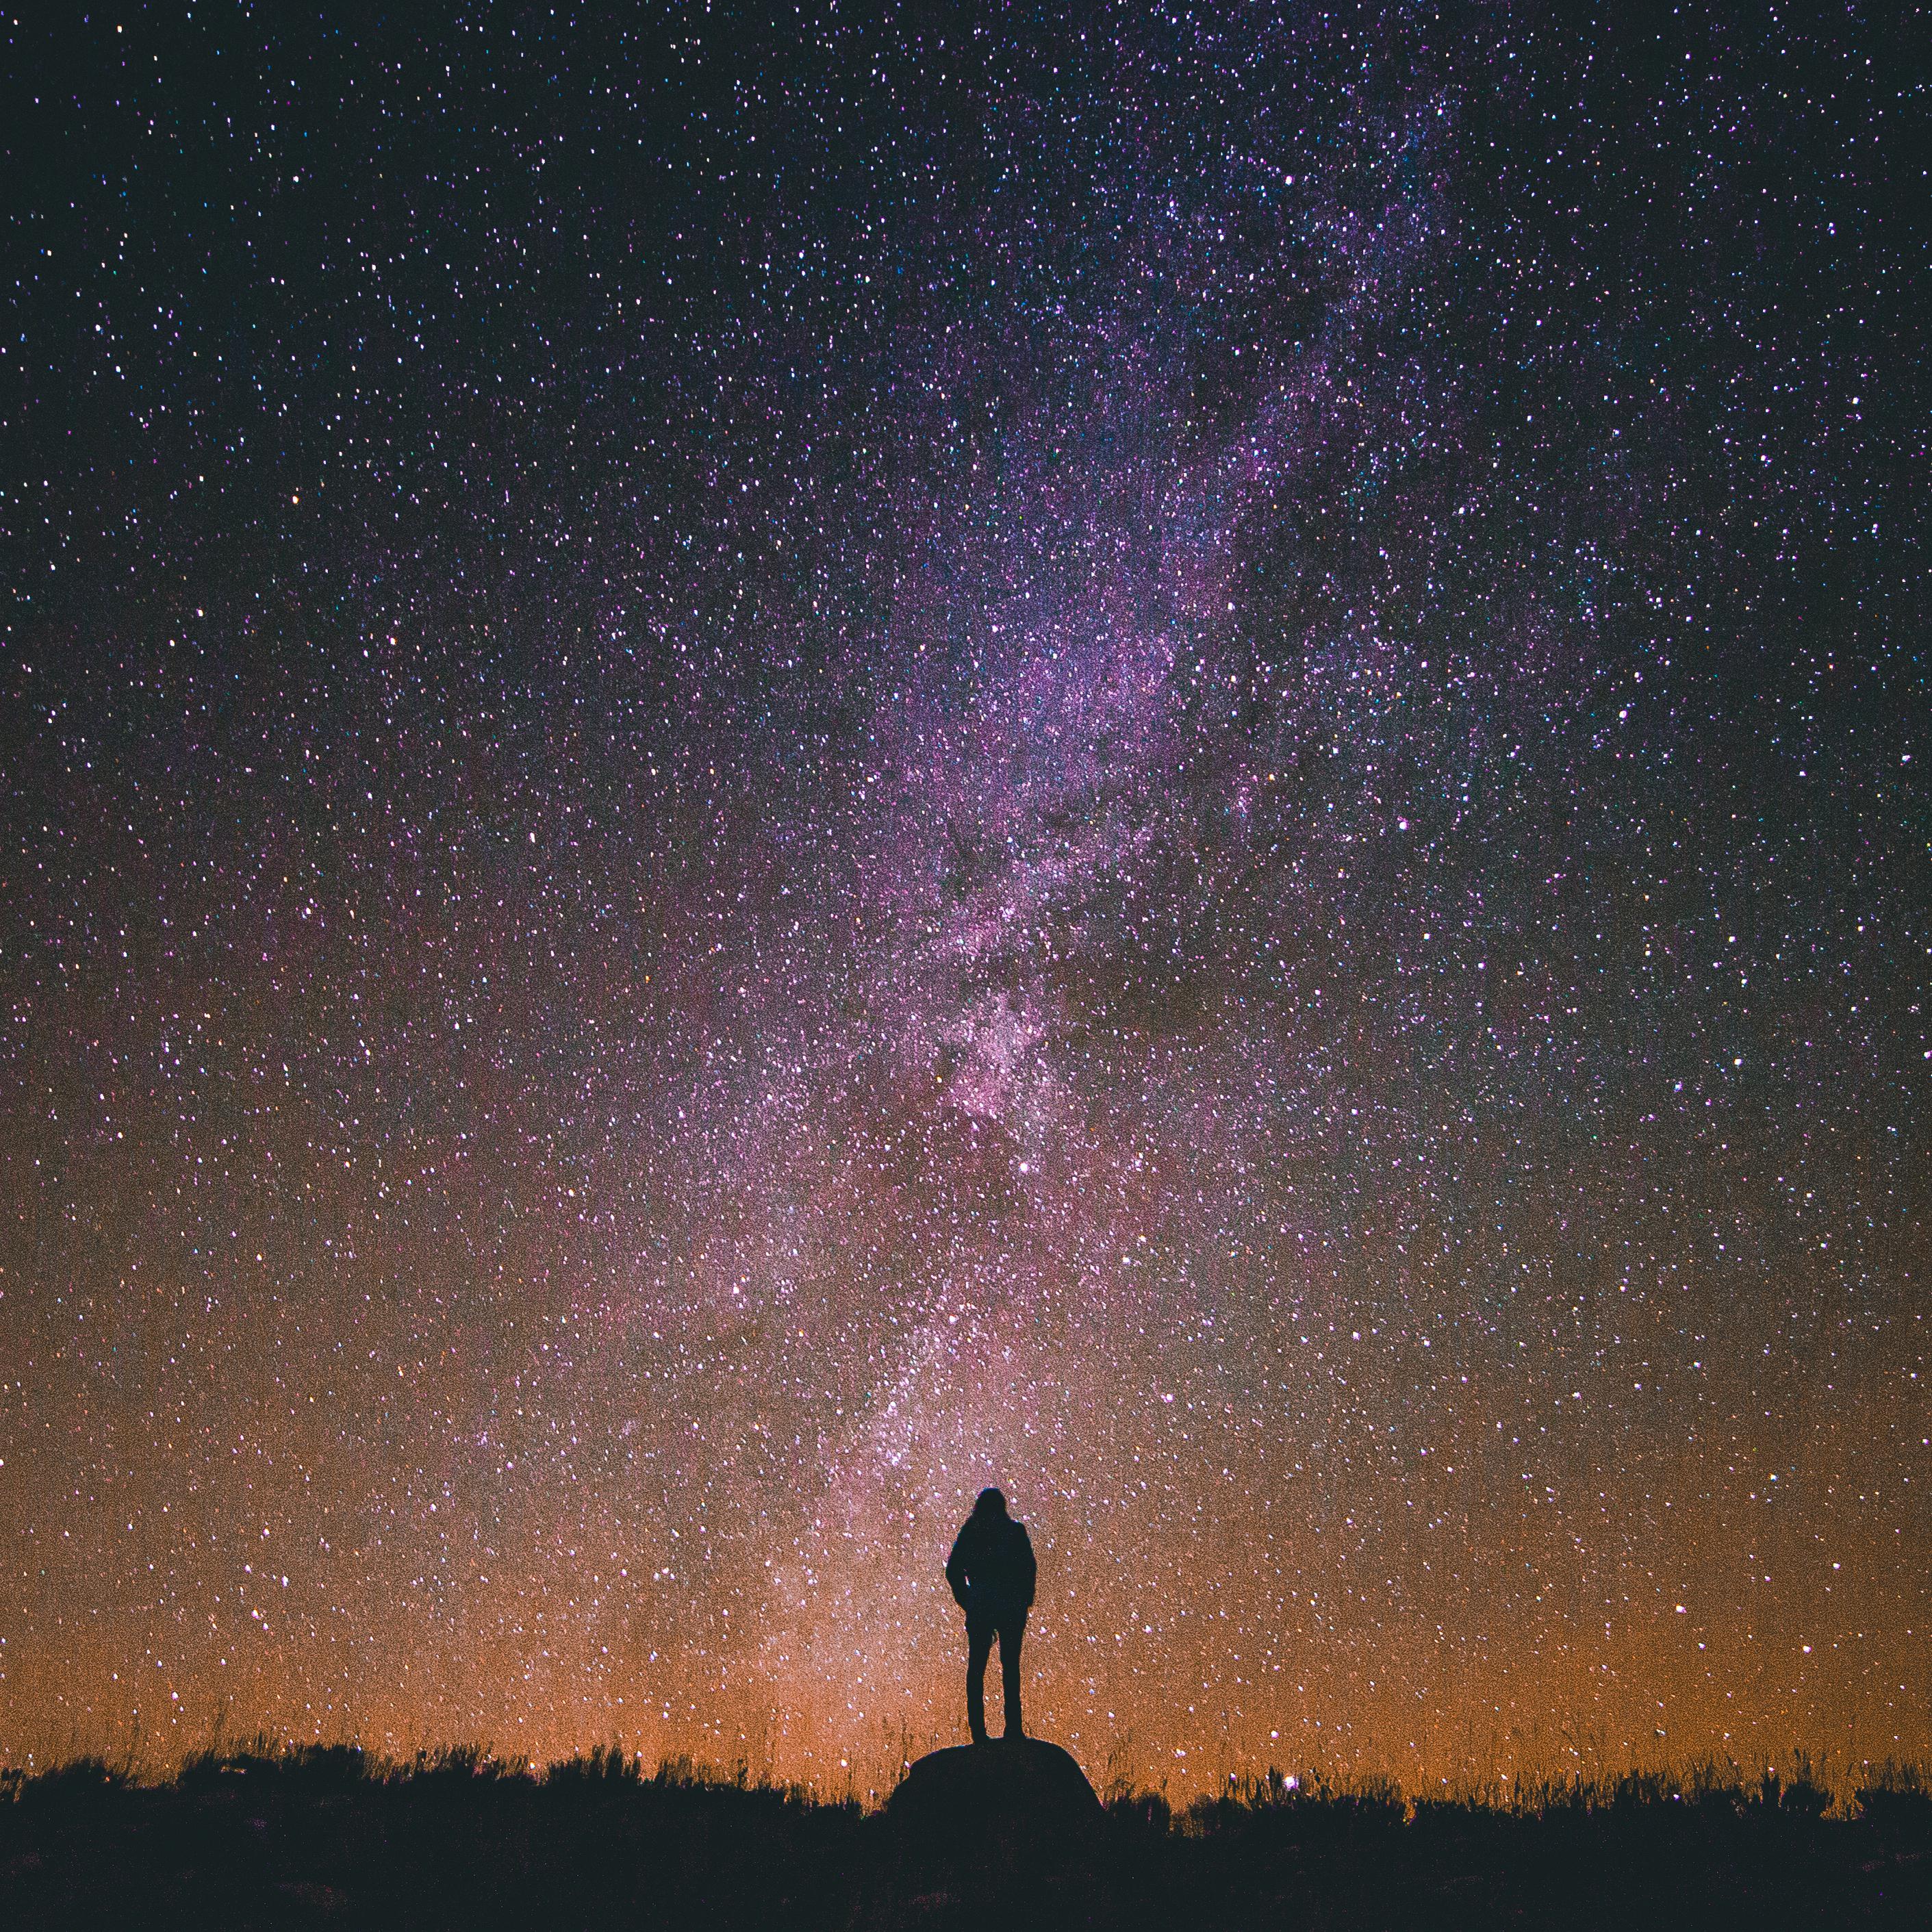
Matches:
[177,1737,370,1797]
[1,1742,1927,1927]
[1082,1754,1932,1930]
[1855,1758,1932,1837]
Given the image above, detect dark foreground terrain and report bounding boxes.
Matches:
[3,1744,1927,1930]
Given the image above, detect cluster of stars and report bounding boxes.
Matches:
[0,5,1922,1792]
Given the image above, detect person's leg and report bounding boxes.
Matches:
[999,1612,1026,1738]
[965,1619,993,1744]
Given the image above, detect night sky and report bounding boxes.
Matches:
[1,4,1924,1794]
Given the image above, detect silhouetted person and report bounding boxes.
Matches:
[945,1486,1036,1744]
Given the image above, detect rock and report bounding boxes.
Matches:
[887,1738,1102,1845]
[867,1740,1109,1928]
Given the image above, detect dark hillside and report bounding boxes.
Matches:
[2,1748,1927,1929]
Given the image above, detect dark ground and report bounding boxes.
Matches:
[2,1747,1928,1929]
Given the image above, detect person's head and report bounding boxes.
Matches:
[973,1486,1008,1518]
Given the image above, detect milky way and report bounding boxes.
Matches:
[1,6,1924,1794]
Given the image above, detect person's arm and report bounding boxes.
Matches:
[1015,1523,1037,1610]
[945,1525,971,1610]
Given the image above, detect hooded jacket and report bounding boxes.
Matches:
[945,1508,1037,1623]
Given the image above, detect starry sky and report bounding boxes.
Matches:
[1,3,1925,1794]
